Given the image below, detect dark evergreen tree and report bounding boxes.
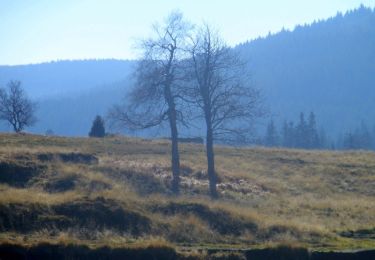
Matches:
[343,132,356,149]
[282,121,289,147]
[89,115,105,137]
[282,120,295,148]
[280,112,324,150]
[358,121,372,149]
[264,119,279,147]
[342,122,373,150]
[318,127,327,149]
[307,112,319,148]
[295,112,308,148]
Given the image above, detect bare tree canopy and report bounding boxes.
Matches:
[108,11,192,195]
[188,25,263,198]
[109,13,262,198]
[0,81,37,133]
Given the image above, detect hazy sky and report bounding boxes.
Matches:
[1,0,374,65]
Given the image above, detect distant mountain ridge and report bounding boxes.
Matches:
[0,59,135,99]
[0,6,374,137]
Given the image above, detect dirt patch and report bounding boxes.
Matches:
[53,197,151,235]
[0,162,44,187]
[108,168,167,195]
[37,152,98,164]
[273,157,308,165]
[88,180,112,192]
[44,175,77,193]
[192,170,207,180]
[58,153,98,164]
[0,203,68,232]
[43,173,111,193]
[152,202,257,235]
[36,153,54,161]
[0,198,150,235]
[339,227,375,239]
[258,224,304,241]
[218,178,269,196]
[179,164,194,176]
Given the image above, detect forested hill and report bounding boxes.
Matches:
[0,60,134,135]
[0,6,374,137]
[0,59,134,98]
[235,6,375,136]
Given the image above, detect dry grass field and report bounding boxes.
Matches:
[0,133,374,258]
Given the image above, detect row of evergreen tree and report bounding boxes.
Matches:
[340,122,374,150]
[261,112,375,150]
[263,112,323,149]
[88,111,375,151]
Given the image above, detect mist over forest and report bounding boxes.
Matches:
[1,6,374,147]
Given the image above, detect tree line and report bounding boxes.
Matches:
[261,112,375,151]
[340,122,375,150]
[263,112,322,149]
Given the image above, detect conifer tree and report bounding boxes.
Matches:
[307,112,319,148]
[89,115,106,138]
[282,120,295,148]
[296,112,307,148]
[265,119,278,147]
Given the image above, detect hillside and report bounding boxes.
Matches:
[0,59,134,99]
[0,7,374,138]
[0,60,134,136]
[0,134,374,258]
[235,6,375,136]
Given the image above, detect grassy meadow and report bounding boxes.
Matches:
[0,133,374,257]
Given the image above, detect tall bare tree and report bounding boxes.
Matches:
[0,81,37,133]
[108,11,191,195]
[188,26,262,198]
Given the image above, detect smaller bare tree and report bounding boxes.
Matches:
[188,25,263,198]
[0,81,37,133]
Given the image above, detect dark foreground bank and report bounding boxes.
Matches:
[0,244,374,260]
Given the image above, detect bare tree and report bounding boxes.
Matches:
[108,11,191,195]
[188,26,262,198]
[0,81,37,133]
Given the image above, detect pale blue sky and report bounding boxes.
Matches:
[0,0,374,65]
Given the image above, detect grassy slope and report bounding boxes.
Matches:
[0,133,374,253]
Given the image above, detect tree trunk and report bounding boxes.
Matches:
[206,123,218,198]
[165,84,180,195]
[169,112,180,195]
[13,122,20,133]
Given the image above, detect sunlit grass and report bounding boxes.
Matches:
[0,133,374,251]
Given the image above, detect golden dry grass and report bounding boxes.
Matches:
[0,133,374,251]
